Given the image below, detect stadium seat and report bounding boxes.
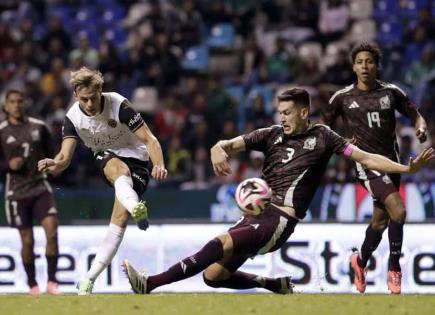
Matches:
[349,0,373,20]
[76,28,100,48]
[399,0,429,19]
[104,27,127,46]
[47,5,73,27]
[181,45,209,71]
[100,4,126,27]
[246,85,275,116]
[206,23,235,49]
[347,19,376,44]
[376,19,403,47]
[74,5,98,28]
[372,0,399,20]
[131,86,158,114]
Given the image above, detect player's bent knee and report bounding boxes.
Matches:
[390,210,406,224]
[371,220,388,232]
[202,273,222,288]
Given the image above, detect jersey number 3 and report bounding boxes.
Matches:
[367,111,381,128]
[282,148,295,164]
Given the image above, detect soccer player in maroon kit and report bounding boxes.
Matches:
[0,90,60,295]
[322,42,429,294]
[123,88,433,294]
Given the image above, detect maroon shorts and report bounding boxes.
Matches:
[222,205,299,272]
[357,172,401,209]
[5,190,57,229]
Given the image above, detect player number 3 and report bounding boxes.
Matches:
[282,147,295,164]
[367,111,381,128]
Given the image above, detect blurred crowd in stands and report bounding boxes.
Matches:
[0,0,434,189]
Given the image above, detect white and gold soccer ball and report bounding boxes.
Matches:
[235,178,272,215]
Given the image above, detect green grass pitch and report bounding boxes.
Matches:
[1,293,434,315]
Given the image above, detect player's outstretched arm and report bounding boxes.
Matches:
[210,136,246,176]
[348,144,434,174]
[38,138,77,175]
[134,124,167,180]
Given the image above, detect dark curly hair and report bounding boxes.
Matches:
[350,42,382,66]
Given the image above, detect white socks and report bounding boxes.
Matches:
[114,175,139,213]
[86,223,126,281]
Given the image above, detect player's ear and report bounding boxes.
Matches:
[300,107,309,119]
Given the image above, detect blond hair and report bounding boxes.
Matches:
[69,67,104,91]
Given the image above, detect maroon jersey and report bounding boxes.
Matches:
[0,117,54,200]
[242,124,347,219]
[323,81,419,181]
[323,81,419,161]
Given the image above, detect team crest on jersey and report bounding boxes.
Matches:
[382,175,392,184]
[31,130,40,141]
[379,95,391,109]
[108,119,117,128]
[303,137,316,150]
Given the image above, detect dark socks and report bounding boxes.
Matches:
[147,238,224,292]
[388,220,404,272]
[360,225,383,267]
[203,271,284,293]
[23,261,37,287]
[46,255,58,282]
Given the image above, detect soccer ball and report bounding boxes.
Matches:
[235,178,272,215]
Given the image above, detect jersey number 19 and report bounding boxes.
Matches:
[367,111,380,128]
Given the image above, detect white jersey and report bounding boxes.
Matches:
[63,92,149,161]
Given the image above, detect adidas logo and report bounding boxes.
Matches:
[348,101,360,109]
[274,136,282,145]
[249,223,259,230]
[6,135,16,143]
[48,207,57,214]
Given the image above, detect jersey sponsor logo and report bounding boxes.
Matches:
[108,119,117,128]
[31,130,40,141]
[6,135,16,144]
[303,137,316,150]
[380,95,391,109]
[128,113,142,128]
[274,136,282,145]
[132,172,146,186]
[348,101,360,109]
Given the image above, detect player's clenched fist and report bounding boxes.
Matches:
[151,164,167,180]
[37,158,58,174]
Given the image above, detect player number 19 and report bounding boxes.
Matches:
[367,111,380,128]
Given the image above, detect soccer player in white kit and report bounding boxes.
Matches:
[38,67,168,295]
